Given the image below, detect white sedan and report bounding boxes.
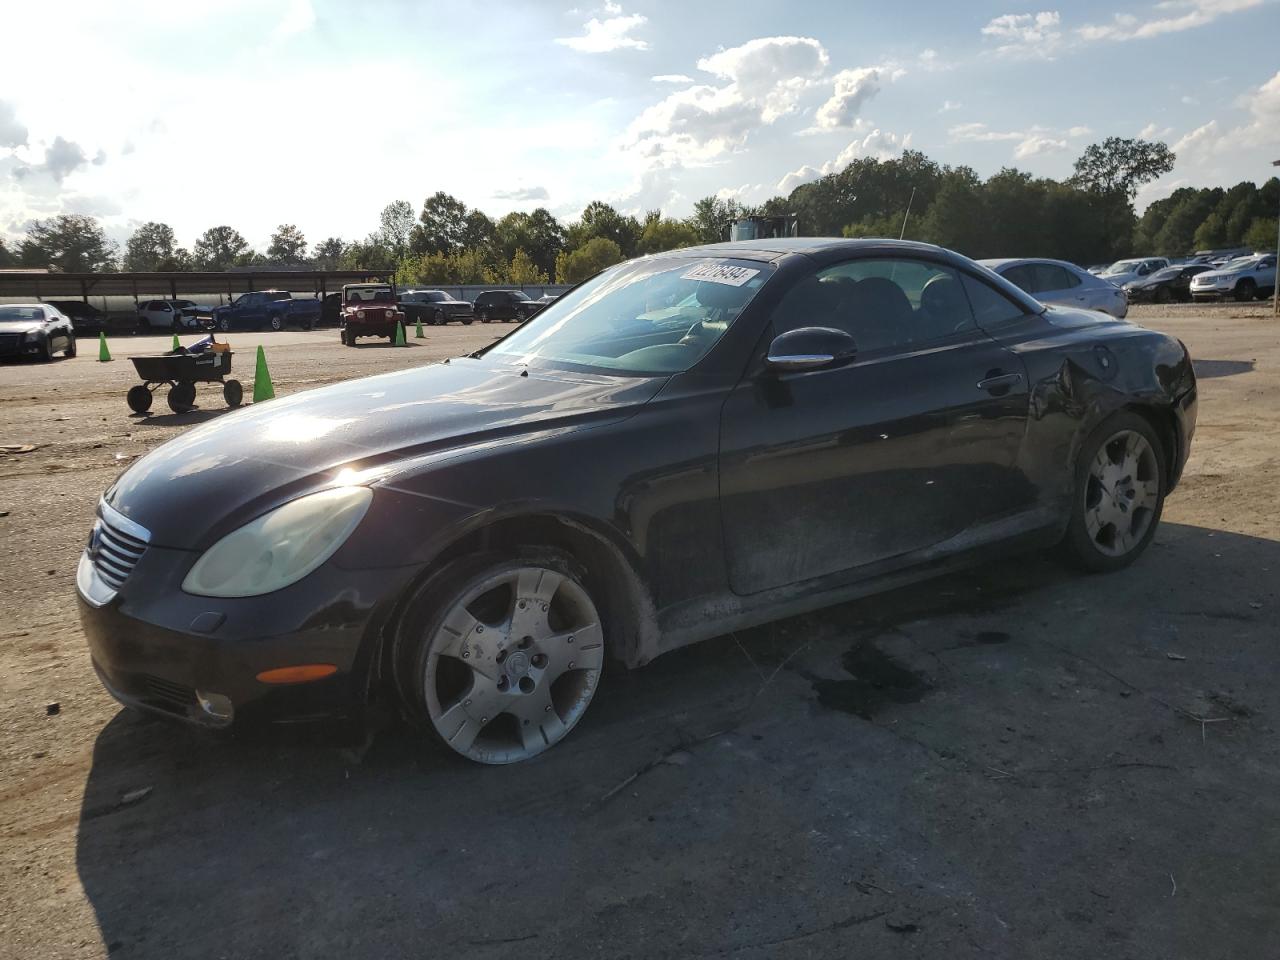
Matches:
[980,258,1129,319]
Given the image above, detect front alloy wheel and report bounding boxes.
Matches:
[410,555,605,764]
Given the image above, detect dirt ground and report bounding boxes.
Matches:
[1,304,1277,959]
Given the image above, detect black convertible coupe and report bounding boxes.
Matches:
[77,239,1197,764]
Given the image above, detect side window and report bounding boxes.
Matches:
[1003,264,1041,293]
[961,272,1028,328]
[770,257,974,354]
[1037,264,1079,291]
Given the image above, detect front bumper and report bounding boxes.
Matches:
[76,544,411,728]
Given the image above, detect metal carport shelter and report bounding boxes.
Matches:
[0,268,396,306]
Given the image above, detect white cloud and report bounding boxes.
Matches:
[1139,122,1176,139]
[814,67,882,129]
[273,0,315,38]
[556,7,648,53]
[625,36,829,163]
[939,100,963,113]
[777,129,913,193]
[1170,69,1280,160]
[1181,94,1199,105]
[949,122,1023,143]
[42,136,89,182]
[981,11,1063,56]
[1015,135,1068,158]
[1079,0,1262,42]
[491,185,550,202]
[651,74,693,84]
[0,100,27,148]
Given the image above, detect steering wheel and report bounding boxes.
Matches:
[679,320,716,346]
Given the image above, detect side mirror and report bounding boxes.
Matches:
[765,326,857,372]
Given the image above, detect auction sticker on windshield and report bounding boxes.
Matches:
[681,262,761,287]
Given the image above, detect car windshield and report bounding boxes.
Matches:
[1102,260,1141,275]
[347,287,392,303]
[1222,257,1257,272]
[486,257,772,375]
[0,306,44,321]
[510,291,531,301]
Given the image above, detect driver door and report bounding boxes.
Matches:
[718,257,1032,595]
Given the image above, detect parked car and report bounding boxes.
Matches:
[211,291,322,332]
[340,283,404,345]
[1097,258,1169,287]
[979,258,1128,319]
[46,300,107,336]
[137,299,207,332]
[0,303,77,361]
[398,289,474,325]
[77,238,1197,764]
[320,292,343,328]
[1123,264,1212,304]
[473,289,545,323]
[1189,254,1277,302]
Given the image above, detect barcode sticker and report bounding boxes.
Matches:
[680,262,760,287]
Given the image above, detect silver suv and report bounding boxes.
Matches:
[1189,254,1277,302]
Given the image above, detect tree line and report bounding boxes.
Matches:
[1,138,1275,282]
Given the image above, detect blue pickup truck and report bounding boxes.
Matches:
[211,290,323,332]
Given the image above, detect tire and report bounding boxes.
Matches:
[1256,286,1272,303]
[1234,279,1255,303]
[514,309,526,323]
[1154,286,1171,304]
[167,382,196,413]
[126,385,152,413]
[433,309,445,326]
[223,379,243,407]
[1058,411,1166,573]
[64,336,76,359]
[395,549,606,765]
[268,314,284,332]
[480,310,491,323]
[462,317,474,326]
[218,316,232,333]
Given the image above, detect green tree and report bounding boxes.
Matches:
[1243,217,1278,254]
[18,215,116,271]
[1193,211,1229,251]
[193,225,252,270]
[687,195,755,244]
[123,221,180,271]
[507,248,549,284]
[566,201,641,258]
[493,208,566,277]
[267,223,307,264]
[461,209,498,256]
[411,191,469,255]
[1071,137,1176,199]
[555,237,623,283]
[637,216,699,254]
[312,236,345,270]
[378,201,415,259]
[400,248,500,285]
[0,237,14,268]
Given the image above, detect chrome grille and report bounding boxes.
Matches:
[0,333,21,356]
[89,504,150,589]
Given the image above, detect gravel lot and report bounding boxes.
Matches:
[1,303,1277,959]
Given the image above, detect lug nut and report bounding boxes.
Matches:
[464,699,472,706]
[544,705,551,712]
[462,650,470,659]
[476,625,484,633]
[518,600,526,609]
[532,654,547,669]
[480,716,488,724]
[568,635,574,644]
[568,661,575,669]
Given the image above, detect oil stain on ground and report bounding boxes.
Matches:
[811,644,934,720]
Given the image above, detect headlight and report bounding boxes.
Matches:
[182,486,373,598]
[24,330,42,342]
[357,309,366,319]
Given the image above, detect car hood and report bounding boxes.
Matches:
[105,358,665,548]
[1042,303,1130,329]
[0,321,43,334]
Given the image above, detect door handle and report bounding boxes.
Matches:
[977,372,1023,393]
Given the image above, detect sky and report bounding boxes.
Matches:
[0,0,1277,253]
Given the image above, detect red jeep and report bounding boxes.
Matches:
[340,284,404,346]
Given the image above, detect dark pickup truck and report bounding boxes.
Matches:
[211,291,323,332]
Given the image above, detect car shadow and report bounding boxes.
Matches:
[1193,358,1255,379]
[128,406,241,427]
[73,522,1280,958]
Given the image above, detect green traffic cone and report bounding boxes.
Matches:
[171,332,181,351]
[252,345,275,403]
[97,332,112,362]
[415,317,425,338]
[395,321,407,347]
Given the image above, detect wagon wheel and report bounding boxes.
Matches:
[223,379,244,408]
[167,382,196,413]
[127,385,153,413]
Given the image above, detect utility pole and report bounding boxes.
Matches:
[1273,159,1279,318]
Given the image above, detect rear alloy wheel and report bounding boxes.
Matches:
[1234,279,1256,303]
[405,553,605,764]
[433,309,445,326]
[218,317,232,333]
[1059,412,1165,572]
[514,309,527,323]
[479,310,491,323]
[268,314,284,331]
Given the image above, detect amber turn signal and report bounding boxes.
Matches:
[255,664,338,685]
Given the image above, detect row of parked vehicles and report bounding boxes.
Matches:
[1088,252,1278,303]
